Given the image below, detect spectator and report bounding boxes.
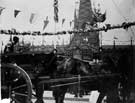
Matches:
[4,36,19,53]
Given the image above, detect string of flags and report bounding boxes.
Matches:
[0,6,36,23]
[0,4,73,30]
[0,21,135,36]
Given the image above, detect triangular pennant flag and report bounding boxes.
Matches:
[29,13,35,24]
[62,18,65,26]
[43,16,49,30]
[0,7,5,15]
[14,10,20,18]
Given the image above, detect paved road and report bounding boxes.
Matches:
[31,91,99,103]
[1,91,100,103]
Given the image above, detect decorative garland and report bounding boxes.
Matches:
[0,21,135,36]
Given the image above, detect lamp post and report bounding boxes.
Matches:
[113,39,115,51]
[113,36,118,50]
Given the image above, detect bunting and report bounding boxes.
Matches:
[0,21,135,36]
[43,16,49,30]
[29,13,35,24]
[14,10,20,18]
[54,0,59,22]
[0,7,5,15]
[62,18,65,26]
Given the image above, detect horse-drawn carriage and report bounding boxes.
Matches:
[1,51,57,102]
[1,48,127,103]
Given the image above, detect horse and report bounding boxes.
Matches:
[52,56,120,103]
[34,55,93,103]
[52,57,92,103]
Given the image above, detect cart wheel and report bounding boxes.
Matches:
[1,63,32,103]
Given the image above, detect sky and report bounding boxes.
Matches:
[0,0,135,48]
[99,0,135,45]
[0,0,75,47]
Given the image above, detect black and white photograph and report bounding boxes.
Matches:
[0,0,135,103]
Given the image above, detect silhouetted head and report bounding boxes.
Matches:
[13,36,19,44]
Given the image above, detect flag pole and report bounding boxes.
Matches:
[42,26,45,46]
[42,16,49,46]
[42,32,44,46]
[42,24,44,46]
[53,0,58,49]
[54,20,56,49]
[1,41,3,55]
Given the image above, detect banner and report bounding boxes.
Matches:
[43,16,49,30]
[29,13,35,24]
[54,0,59,22]
[74,9,79,29]
[14,10,20,18]
[0,7,5,15]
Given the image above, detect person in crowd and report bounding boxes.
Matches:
[49,49,58,76]
[4,36,19,53]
